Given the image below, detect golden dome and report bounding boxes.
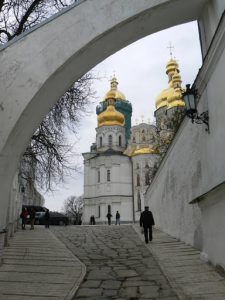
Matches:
[103,76,126,101]
[98,104,125,127]
[132,147,159,156]
[167,71,185,109]
[155,57,183,110]
[166,59,179,75]
[155,84,173,110]
[172,70,182,87]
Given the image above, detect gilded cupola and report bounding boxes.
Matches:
[131,147,160,156]
[103,76,126,101]
[97,100,125,127]
[167,71,185,109]
[155,57,184,110]
[166,59,179,77]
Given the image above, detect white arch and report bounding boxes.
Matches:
[0,0,207,229]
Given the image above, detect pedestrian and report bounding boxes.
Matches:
[20,207,29,230]
[106,212,112,225]
[45,209,50,228]
[115,211,120,225]
[29,208,35,230]
[90,215,95,225]
[140,206,155,244]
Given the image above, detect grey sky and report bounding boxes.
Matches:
[44,21,202,211]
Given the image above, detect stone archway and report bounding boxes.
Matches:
[0,0,207,230]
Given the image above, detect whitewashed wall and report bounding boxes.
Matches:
[145,4,225,268]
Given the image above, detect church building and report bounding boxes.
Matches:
[82,57,185,224]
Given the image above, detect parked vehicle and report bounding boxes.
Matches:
[49,212,69,226]
[21,205,69,226]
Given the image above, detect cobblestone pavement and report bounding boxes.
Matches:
[52,225,178,300]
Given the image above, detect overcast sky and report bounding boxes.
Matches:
[44,21,202,212]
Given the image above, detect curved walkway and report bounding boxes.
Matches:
[0,226,85,300]
[53,225,178,299]
[1,225,225,299]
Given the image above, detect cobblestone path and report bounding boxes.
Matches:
[52,225,178,300]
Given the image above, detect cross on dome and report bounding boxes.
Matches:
[167,42,174,59]
[110,74,118,90]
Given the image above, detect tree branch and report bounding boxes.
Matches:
[12,0,44,38]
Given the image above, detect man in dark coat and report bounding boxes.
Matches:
[140,206,155,244]
[106,212,112,225]
[45,209,50,228]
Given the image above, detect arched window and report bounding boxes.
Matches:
[99,136,103,147]
[136,163,139,169]
[137,191,141,211]
[97,170,100,183]
[108,135,112,147]
[141,129,145,141]
[145,172,150,185]
[119,135,122,146]
[137,174,140,186]
[107,169,111,182]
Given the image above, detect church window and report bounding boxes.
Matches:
[99,136,103,147]
[137,174,140,186]
[141,130,145,141]
[145,162,149,169]
[98,205,101,217]
[107,169,111,182]
[108,135,113,147]
[97,170,100,183]
[145,172,150,185]
[137,191,141,211]
[133,136,136,142]
[119,135,122,146]
[136,163,139,169]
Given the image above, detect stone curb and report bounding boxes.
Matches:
[52,229,87,300]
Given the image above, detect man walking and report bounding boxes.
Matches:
[115,211,120,225]
[106,212,112,225]
[140,206,155,244]
[29,208,36,230]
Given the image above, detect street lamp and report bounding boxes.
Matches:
[183,84,209,132]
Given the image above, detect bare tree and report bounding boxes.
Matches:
[63,195,83,224]
[0,0,78,43]
[0,1,96,191]
[20,73,95,191]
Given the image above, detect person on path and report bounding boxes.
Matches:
[115,211,120,225]
[45,209,50,228]
[140,206,155,244]
[20,207,29,230]
[29,208,35,230]
[90,215,95,225]
[106,212,112,225]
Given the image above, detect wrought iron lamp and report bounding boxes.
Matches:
[183,84,209,132]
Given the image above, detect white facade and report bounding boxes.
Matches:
[96,125,126,152]
[145,1,225,269]
[83,153,133,224]
[83,87,162,224]
[132,154,160,222]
